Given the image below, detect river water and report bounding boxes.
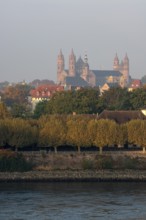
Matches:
[0,182,146,220]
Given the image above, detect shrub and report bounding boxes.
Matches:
[0,150,33,172]
[123,156,139,169]
[95,155,114,170]
[82,158,94,170]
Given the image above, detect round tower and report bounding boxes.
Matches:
[123,53,129,84]
[113,53,119,71]
[69,49,76,77]
[81,53,90,81]
[57,49,65,84]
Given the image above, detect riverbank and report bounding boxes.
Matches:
[1,170,146,182]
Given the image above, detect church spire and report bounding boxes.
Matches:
[57,49,65,84]
[69,49,76,77]
[113,53,119,71]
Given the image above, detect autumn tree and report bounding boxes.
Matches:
[7,118,38,151]
[127,120,146,152]
[0,119,11,147]
[94,119,118,154]
[2,84,32,107]
[39,116,66,153]
[66,118,90,153]
[0,102,11,119]
[116,124,128,148]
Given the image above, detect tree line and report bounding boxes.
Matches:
[1,85,146,118]
[0,105,146,153]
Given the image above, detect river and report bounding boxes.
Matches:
[0,182,146,220]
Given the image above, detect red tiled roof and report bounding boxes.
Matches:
[130,79,142,88]
[30,84,64,98]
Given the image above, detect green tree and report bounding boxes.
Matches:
[98,87,131,112]
[33,100,48,118]
[141,75,146,84]
[11,103,32,118]
[45,88,100,115]
[129,88,146,110]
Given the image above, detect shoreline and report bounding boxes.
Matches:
[1,170,146,182]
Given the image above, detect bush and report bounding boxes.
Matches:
[82,158,94,170]
[0,150,33,172]
[123,156,139,169]
[95,155,114,170]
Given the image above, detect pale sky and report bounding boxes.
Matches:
[0,0,146,83]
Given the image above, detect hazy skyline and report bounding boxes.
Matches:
[0,0,146,83]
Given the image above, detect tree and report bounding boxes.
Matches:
[0,119,10,147]
[116,124,128,148]
[2,84,32,107]
[127,120,146,152]
[94,119,118,154]
[45,88,100,115]
[7,118,38,151]
[141,75,146,84]
[66,117,91,153]
[0,102,11,119]
[39,116,66,153]
[129,88,146,110]
[98,87,131,112]
[33,100,48,119]
[10,103,32,118]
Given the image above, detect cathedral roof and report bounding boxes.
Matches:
[65,76,89,87]
[91,70,122,87]
[92,70,122,77]
[75,57,85,68]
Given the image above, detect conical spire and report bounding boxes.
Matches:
[69,48,75,59]
[58,49,64,59]
[114,53,119,62]
[84,52,88,64]
[124,53,129,62]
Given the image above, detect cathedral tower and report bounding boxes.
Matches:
[69,49,76,77]
[123,53,129,84]
[57,49,65,84]
[113,53,119,71]
[81,53,90,81]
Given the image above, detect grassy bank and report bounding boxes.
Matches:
[1,151,146,182]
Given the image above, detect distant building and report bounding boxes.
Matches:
[128,79,142,91]
[57,50,130,88]
[98,110,146,124]
[30,84,64,110]
[100,82,119,94]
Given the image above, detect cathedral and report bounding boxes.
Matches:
[57,49,130,88]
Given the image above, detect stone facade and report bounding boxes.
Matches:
[57,50,130,88]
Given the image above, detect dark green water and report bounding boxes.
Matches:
[0,182,146,220]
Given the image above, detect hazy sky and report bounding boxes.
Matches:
[0,0,146,83]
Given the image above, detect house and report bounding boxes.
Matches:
[128,79,142,91]
[98,110,146,124]
[29,84,64,110]
[100,82,119,94]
